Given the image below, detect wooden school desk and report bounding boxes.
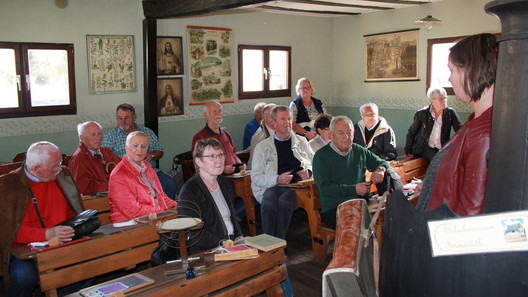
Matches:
[226,172,257,236]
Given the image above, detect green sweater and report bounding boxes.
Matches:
[313,143,390,212]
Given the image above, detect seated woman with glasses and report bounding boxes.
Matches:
[108,131,176,223]
[177,138,242,254]
[289,78,327,141]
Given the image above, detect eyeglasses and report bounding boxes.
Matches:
[299,86,312,91]
[202,153,225,161]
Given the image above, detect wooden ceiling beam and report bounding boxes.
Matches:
[142,0,275,19]
[261,5,360,15]
[282,0,393,10]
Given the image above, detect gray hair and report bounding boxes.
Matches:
[427,87,447,100]
[295,77,315,96]
[359,103,378,116]
[126,131,149,146]
[203,100,221,114]
[270,105,291,121]
[254,102,266,113]
[77,121,102,139]
[329,116,353,133]
[116,103,136,115]
[25,141,61,170]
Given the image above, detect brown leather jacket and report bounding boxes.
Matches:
[0,166,83,289]
[427,107,492,216]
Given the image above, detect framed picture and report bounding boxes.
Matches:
[157,78,183,116]
[157,36,184,75]
[87,35,136,94]
[187,26,234,105]
[364,29,419,82]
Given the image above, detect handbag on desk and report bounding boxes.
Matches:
[56,209,101,240]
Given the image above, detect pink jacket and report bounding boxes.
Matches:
[108,156,176,222]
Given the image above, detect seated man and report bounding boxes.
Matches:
[108,132,176,223]
[309,114,333,153]
[243,102,265,150]
[251,105,314,239]
[353,103,397,161]
[0,141,88,297]
[69,121,121,196]
[102,103,177,199]
[248,103,275,169]
[192,100,246,174]
[314,116,390,229]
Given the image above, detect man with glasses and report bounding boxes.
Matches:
[102,103,177,199]
[0,141,89,296]
[353,103,397,161]
[251,105,314,239]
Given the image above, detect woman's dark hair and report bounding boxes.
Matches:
[449,33,498,102]
[193,138,224,171]
[313,114,332,135]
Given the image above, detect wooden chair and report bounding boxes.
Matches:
[391,156,428,184]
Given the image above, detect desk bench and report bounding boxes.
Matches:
[10,223,159,297]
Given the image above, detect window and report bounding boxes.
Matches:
[0,42,76,118]
[427,36,464,96]
[238,45,291,99]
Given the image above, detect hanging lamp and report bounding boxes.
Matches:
[416,0,443,31]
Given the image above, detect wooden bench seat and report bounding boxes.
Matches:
[81,195,111,225]
[392,156,428,184]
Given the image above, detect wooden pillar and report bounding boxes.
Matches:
[484,0,528,213]
[143,18,158,135]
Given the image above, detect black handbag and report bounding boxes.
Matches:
[56,209,101,240]
[151,232,181,266]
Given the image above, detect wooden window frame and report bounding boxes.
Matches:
[238,45,291,100]
[426,36,465,96]
[0,42,76,118]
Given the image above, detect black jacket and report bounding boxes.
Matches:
[405,105,462,156]
[353,117,397,161]
[177,173,242,254]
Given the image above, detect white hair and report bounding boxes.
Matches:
[427,86,447,100]
[126,131,148,146]
[329,116,353,133]
[25,141,61,170]
[359,103,378,115]
[254,102,266,113]
[77,121,102,139]
[295,77,315,96]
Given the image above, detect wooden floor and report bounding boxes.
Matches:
[0,203,334,297]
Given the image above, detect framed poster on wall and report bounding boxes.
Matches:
[157,78,183,116]
[157,36,183,76]
[187,26,233,105]
[364,29,419,82]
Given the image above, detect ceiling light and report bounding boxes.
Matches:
[416,1,443,31]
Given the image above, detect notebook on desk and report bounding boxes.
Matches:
[79,273,154,296]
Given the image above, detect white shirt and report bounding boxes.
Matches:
[428,106,443,149]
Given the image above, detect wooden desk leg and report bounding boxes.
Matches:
[177,230,188,261]
[295,187,322,261]
[266,283,285,297]
[233,176,256,236]
[44,289,58,297]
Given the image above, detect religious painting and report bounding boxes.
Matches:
[86,35,136,94]
[157,36,184,76]
[157,78,183,116]
[187,26,233,105]
[364,29,419,82]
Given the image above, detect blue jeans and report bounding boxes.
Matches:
[261,187,298,239]
[281,263,294,297]
[156,169,177,200]
[8,254,94,297]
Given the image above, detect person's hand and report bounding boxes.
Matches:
[277,172,293,185]
[305,131,317,140]
[239,163,247,172]
[144,152,153,162]
[356,182,372,196]
[371,168,386,184]
[45,225,75,242]
[413,180,423,199]
[224,165,235,174]
[297,169,310,180]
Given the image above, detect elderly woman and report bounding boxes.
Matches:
[416,33,497,216]
[309,113,332,153]
[108,131,176,222]
[405,87,463,161]
[289,78,327,140]
[177,138,242,253]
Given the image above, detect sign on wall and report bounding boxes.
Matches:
[187,26,233,105]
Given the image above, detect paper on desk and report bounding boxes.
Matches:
[113,219,137,228]
[404,183,418,190]
[28,241,49,247]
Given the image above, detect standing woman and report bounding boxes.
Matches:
[178,138,242,254]
[289,78,327,140]
[416,33,497,216]
[405,87,463,162]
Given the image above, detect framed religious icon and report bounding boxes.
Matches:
[157,78,183,116]
[157,36,184,75]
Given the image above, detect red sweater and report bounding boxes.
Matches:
[14,179,76,245]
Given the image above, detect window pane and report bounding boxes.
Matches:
[431,42,455,89]
[28,49,70,107]
[0,48,19,108]
[242,49,264,92]
[269,50,288,91]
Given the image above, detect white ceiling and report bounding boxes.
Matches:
[234,0,440,17]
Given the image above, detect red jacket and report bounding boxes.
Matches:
[427,107,492,216]
[69,143,121,195]
[108,156,176,223]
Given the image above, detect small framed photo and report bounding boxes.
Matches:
[157,78,183,116]
[157,36,184,75]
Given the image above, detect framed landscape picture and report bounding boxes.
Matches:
[364,29,419,82]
